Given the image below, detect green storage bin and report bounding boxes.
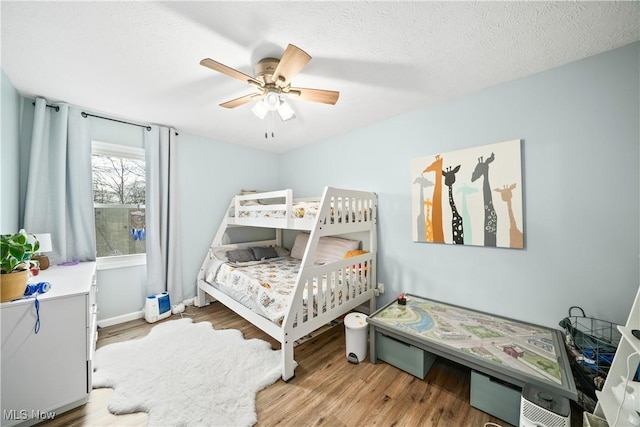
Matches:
[470,370,521,426]
[376,331,435,379]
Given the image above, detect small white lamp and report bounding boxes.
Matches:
[33,233,53,270]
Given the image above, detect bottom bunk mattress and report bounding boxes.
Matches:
[203,256,367,326]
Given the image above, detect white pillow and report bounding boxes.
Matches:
[290,232,360,264]
[290,232,310,259]
[315,236,360,264]
[274,246,290,257]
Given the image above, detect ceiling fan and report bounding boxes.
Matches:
[200,44,339,122]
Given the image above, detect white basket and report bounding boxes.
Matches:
[583,412,609,427]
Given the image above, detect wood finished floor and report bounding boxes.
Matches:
[37,302,582,427]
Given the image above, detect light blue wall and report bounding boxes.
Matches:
[176,133,280,300]
[279,42,640,328]
[1,70,21,233]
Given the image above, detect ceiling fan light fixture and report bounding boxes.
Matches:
[264,90,280,111]
[251,101,269,119]
[277,100,296,121]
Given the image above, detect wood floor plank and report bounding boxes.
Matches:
[36,301,585,426]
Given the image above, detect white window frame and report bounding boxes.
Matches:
[92,140,146,270]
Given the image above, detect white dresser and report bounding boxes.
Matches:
[1,262,97,427]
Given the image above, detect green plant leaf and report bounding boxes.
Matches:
[1,232,39,273]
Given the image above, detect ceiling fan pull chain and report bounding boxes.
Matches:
[263,110,276,139]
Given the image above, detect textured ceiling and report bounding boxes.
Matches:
[2,1,639,153]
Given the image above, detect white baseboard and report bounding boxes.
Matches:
[98,310,144,328]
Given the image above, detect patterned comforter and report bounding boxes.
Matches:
[203,257,367,325]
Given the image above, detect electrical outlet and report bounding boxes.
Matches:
[377,282,384,294]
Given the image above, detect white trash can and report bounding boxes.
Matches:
[344,312,368,363]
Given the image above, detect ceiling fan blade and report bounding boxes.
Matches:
[288,87,339,105]
[200,58,263,87]
[220,93,263,109]
[272,44,311,86]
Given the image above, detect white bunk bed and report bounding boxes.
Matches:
[196,187,377,381]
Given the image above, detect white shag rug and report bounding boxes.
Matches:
[93,318,283,426]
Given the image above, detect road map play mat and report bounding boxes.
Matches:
[368,294,577,400]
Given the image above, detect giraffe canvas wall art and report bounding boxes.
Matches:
[411,139,524,249]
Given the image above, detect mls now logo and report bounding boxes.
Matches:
[3,409,55,421]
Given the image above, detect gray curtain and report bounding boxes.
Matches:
[145,126,182,304]
[22,97,96,264]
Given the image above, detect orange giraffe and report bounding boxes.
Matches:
[493,183,523,249]
[424,199,433,242]
[423,155,444,243]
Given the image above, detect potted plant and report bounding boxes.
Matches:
[1,231,39,302]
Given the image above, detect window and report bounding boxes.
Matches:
[92,141,146,264]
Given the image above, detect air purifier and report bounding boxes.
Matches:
[520,383,570,427]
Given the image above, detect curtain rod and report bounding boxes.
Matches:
[31,103,177,134]
[81,112,152,131]
[31,101,60,112]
